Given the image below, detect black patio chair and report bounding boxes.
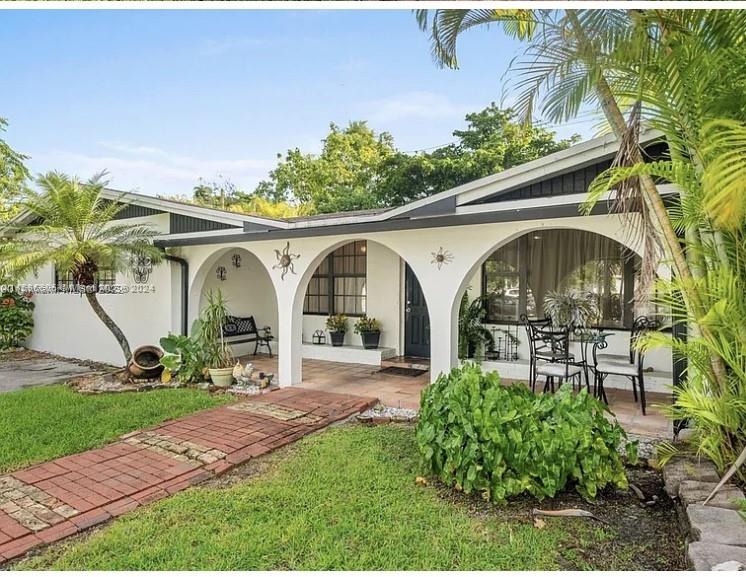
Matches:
[591,316,659,415]
[596,315,660,367]
[521,314,575,392]
[533,326,583,393]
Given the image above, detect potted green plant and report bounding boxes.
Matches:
[198,290,235,388]
[543,290,599,330]
[354,316,381,349]
[325,314,348,347]
[458,291,495,360]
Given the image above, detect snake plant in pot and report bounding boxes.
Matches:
[198,289,235,388]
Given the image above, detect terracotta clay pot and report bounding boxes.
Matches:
[128,345,164,379]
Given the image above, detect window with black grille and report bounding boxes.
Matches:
[303,241,367,316]
[54,267,116,291]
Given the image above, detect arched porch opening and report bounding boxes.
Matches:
[280,237,432,386]
[451,225,647,366]
[188,247,278,357]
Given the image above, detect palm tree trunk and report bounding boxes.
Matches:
[84,291,132,364]
[566,10,728,389]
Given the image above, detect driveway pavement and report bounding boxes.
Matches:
[0,352,101,393]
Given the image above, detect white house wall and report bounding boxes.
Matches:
[26,213,173,366]
[24,210,673,391]
[177,212,662,387]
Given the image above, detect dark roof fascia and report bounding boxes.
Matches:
[157,200,619,248]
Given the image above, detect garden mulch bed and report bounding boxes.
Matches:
[437,465,688,570]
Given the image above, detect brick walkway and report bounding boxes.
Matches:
[0,388,376,564]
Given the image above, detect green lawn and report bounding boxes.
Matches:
[0,385,230,473]
[20,425,590,571]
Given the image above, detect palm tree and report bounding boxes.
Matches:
[0,172,163,363]
[415,7,745,387]
[416,8,746,478]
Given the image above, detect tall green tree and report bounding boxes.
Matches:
[255,121,396,214]
[375,104,578,206]
[0,118,30,223]
[255,106,575,213]
[0,173,163,364]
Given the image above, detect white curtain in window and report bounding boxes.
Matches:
[527,229,625,319]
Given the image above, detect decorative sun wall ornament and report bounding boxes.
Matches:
[431,247,453,270]
[231,253,242,268]
[273,242,300,280]
[216,266,227,281]
[132,255,153,283]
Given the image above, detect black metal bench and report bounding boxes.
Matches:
[222,315,273,357]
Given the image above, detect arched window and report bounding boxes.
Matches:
[481,230,639,328]
[303,241,367,316]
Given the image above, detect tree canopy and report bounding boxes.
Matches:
[189,104,578,217]
[0,118,30,223]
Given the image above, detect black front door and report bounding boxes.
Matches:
[404,264,430,358]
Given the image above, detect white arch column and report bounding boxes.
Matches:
[276,281,303,386]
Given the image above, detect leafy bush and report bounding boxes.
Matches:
[159,333,208,384]
[0,289,34,349]
[353,316,381,333]
[416,364,636,501]
[325,314,348,333]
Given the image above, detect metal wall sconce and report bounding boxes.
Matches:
[132,255,153,283]
[231,253,242,268]
[216,266,227,281]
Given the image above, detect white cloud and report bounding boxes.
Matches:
[362,91,473,124]
[198,36,267,56]
[28,143,275,198]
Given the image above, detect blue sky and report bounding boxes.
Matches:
[1,9,597,198]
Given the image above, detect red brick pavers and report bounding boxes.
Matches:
[0,388,376,564]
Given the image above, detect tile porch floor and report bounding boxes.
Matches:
[242,355,673,440]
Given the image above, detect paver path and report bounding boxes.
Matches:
[0,387,376,563]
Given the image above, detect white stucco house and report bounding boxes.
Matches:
[5,129,677,394]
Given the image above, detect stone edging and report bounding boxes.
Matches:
[356,405,419,425]
[663,456,746,570]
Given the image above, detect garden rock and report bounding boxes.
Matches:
[679,480,744,511]
[663,456,719,497]
[688,542,746,571]
[687,504,746,546]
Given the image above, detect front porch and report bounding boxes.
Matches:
[242,355,673,439]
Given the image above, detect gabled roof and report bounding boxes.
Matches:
[3,127,667,244]
[2,188,290,234]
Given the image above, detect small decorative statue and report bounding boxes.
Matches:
[257,371,275,389]
[233,361,255,385]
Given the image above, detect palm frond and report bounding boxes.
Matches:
[702,119,746,230]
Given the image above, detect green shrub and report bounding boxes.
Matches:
[0,289,34,349]
[353,316,381,333]
[159,333,208,384]
[416,364,636,501]
[325,314,349,333]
